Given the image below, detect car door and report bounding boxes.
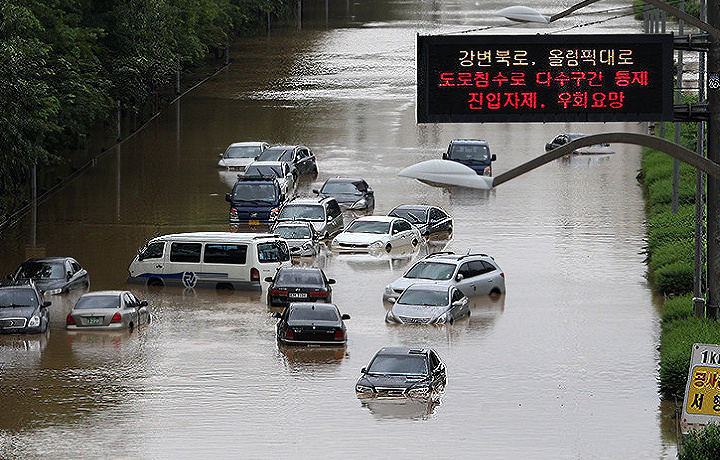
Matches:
[428,351,446,390]
[470,260,502,295]
[429,208,449,234]
[455,261,476,296]
[293,147,309,175]
[325,200,343,237]
[122,292,138,326]
[449,287,468,320]
[128,292,150,326]
[65,259,87,292]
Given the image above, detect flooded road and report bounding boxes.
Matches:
[0,0,677,458]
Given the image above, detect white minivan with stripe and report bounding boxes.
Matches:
[127,232,291,290]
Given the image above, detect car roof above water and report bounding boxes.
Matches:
[147,232,283,244]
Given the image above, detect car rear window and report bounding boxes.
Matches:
[276,270,323,286]
[288,306,339,322]
[74,295,119,310]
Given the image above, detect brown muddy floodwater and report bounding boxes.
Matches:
[0,0,679,458]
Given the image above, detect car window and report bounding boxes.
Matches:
[0,288,39,307]
[225,145,263,159]
[17,261,65,280]
[395,220,412,232]
[390,208,426,224]
[204,244,248,265]
[139,242,164,261]
[276,269,323,286]
[347,220,390,234]
[404,261,455,280]
[71,262,82,273]
[397,288,447,306]
[170,243,201,263]
[122,293,133,308]
[429,352,439,370]
[274,226,312,239]
[327,201,342,218]
[297,149,308,159]
[231,182,278,203]
[458,262,473,278]
[278,204,324,221]
[430,208,445,221]
[451,289,464,302]
[288,305,339,321]
[368,354,428,376]
[257,241,290,263]
[74,294,119,310]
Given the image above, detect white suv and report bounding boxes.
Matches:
[383,252,505,302]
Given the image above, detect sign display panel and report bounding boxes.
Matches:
[681,344,720,434]
[417,34,673,123]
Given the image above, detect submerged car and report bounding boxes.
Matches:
[243,161,295,195]
[544,133,611,154]
[272,302,349,345]
[331,216,421,253]
[386,284,469,325]
[226,175,286,228]
[271,221,320,257]
[66,290,151,331]
[255,144,318,177]
[355,347,446,399]
[0,283,50,334]
[387,205,452,237]
[8,257,89,295]
[383,252,505,302]
[313,177,374,211]
[217,141,270,171]
[265,266,335,306]
[275,196,344,239]
[442,139,496,176]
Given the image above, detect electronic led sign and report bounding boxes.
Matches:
[417,34,673,123]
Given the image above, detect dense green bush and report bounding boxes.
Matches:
[661,294,695,324]
[655,262,695,296]
[648,238,695,272]
[680,423,720,459]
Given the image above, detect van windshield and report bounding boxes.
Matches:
[231,183,277,203]
[449,144,490,161]
[257,241,290,263]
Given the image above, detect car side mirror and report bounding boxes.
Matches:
[264,277,274,283]
[341,314,350,320]
[456,273,464,281]
[452,300,463,307]
[327,215,333,221]
[327,278,336,284]
[218,153,224,159]
[6,274,11,280]
[272,312,281,318]
[442,152,448,159]
[225,193,231,202]
[140,300,148,307]
[361,367,367,373]
[42,301,51,307]
[312,189,320,195]
[279,194,285,202]
[491,154,497,161]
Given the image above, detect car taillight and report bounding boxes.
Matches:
[66,314,75,325]
[271,289,289,295]
[334,330,345,340]
[500,272,505,278]
[251,268,260,282]
[308,290,328,298]
[285,329,294,339]
[111,312,122,323]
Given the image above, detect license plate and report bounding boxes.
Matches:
[86,317,102,325]
[249,220,260,226]
[288,292,307,298]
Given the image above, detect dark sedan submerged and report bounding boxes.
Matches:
[355,347,446,400]
[313,177,374,211]
[0,283,50,334]
[387,205,452,237]
[272,302,350,345]
[8,257,89,295]
[265,266,335,306]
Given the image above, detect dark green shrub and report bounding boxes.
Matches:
[648,238,694,273]
[655,261,694,295]
[662,295,694,324]
[647,176,698,208]
[680,423,720,460]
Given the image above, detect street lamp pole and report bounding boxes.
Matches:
[497,1,720,318]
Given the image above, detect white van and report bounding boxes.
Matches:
[127,232,291,290]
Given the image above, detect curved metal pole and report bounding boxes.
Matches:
[492,132,720,187]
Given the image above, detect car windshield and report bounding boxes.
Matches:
[0,289,38,308]
[225,145,262,159]
[257,241,290,262]
[288,306,339,321]
[246,165,283,178]
[397,288,448,306]
[404,261,455,280]
[389,208,426,224]
[346,220,390,234]
[278,205,324,221]
[449,144,489,161]
[274,226,311,239]
[74,295,119,310]
[322,182,361,195]
[257,148,292,162]
[231,183,277,202]
[276,270,323,286]
[368,354,428,376]
[16,261,65,280]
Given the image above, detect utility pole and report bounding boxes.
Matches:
[706,0,720,319]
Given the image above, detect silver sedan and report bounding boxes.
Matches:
[66,291,151,330]
[386,283,469,325]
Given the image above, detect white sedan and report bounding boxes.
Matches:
[331,216,421,253]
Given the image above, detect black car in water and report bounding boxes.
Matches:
[0,282,51,334]
[387,205,453,237]
[255,144,318,178]
[265,267,335,306]
[355,347,446,399]
[8,257,89,295]
[272,302,350,345]
[313,177,374,211]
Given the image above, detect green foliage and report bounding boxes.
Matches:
[655,261,694,296]
[661,294,694,324]
[680,423,720,460]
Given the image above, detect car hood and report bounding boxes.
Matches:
[388,278,451,293]
[0,306,38,318]
[334,232,389,245]
[391,304,448,319]
[358,373,428,388]
[218,157,255,168]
